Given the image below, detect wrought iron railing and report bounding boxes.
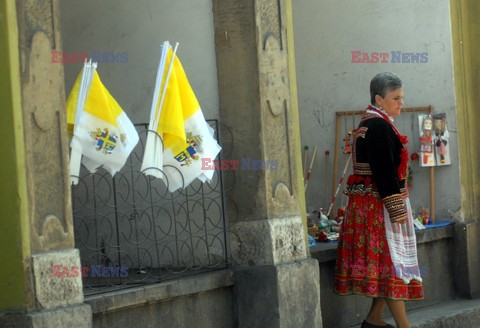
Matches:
[71,120,228,295]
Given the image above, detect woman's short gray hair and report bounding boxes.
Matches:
[370,72,403,105]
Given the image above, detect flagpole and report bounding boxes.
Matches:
[141,42,179,179]
[70,60,97,184]
[153,42,179,132]
[73,61,88,131]
[149,42,168,124]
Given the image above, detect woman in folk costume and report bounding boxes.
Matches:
[334,72,423,328]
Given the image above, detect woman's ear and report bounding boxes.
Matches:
[374,94,383,107]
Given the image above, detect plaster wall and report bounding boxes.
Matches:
[60,0,220,123]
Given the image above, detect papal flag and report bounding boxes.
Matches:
[66,61,139,184]
[141,42,221,192]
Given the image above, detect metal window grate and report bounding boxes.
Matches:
[71,120,228,296]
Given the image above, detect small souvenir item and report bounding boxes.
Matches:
[336,208,346,223]
[330,224,341,233]
[308,225,318,237]
[343,130,353,154]
[419,207,430,225]
[306,212,313,227]
[414,218,426,230]
[327,232,339,241]
[433,113,451,166]
[317,231,328,242]
[319,214,330,229]
[418,114,435,167]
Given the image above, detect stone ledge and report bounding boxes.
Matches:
[0,304,91,328]
[85,269,234,314]
[415,223,454,244]
[352,297,480,328]
[309,242,338,264]
[310,224,454,263]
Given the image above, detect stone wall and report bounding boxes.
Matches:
[87,270,234,328]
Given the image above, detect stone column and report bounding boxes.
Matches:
[450,0,480,298]
[0,0,91,326]
[212,1,322,327]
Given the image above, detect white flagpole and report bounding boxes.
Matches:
[149,42,168,124]
[70,61,91,184]
[142,45,167,178]
[141,42,179,178]
[73,61,88,132]
[153,42,179,132]
[153,42,179,178]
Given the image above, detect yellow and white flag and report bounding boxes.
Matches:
[66,61,139,184]
[141,42,221,192]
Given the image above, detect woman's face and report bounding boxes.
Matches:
[375,88,404,118]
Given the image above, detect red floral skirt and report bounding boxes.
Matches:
[333,193,424,300]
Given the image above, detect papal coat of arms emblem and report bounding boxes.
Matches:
[90,128,126,155]
[174,132,203,167]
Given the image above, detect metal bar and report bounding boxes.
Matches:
[184,186,196,269]
[111,174,122,284]
[92,174,100,266]
[215,120,229,269]
[170,190,181,270]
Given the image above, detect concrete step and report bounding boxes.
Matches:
[351,298,480,328]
